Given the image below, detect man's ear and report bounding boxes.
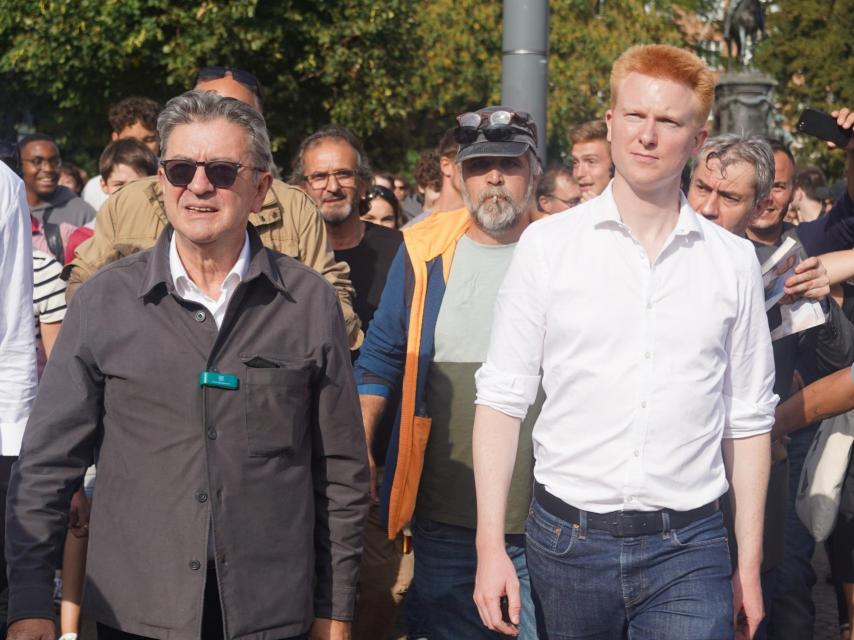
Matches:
[100,176,109,195]
[439,155,454,179]
[691,128,708,156]
[110,131,120,142]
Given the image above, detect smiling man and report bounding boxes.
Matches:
[472,46,777,640]
[18,134,95,227]
[5,91,368,640]
[569,120,613,202]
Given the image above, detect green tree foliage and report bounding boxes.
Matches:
[0,0,420,172]
[756,0,854,179]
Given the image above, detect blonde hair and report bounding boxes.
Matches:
[610,45,715,125]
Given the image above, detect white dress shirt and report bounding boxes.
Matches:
[169,231,250,329]
[0,163,37,456]
[475,184,778,513]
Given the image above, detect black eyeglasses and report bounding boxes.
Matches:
[160,159,264,188]
[195,66,262,97]
[454,109,535,144]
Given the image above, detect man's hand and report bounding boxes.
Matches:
[68,486,91,538]
[781,256,829,303]
[473,546,520,637]
[309,618,351,640]
[732,567,764,640]
[827,107,854,152]
[6,618,55,640]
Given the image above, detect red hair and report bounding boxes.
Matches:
[610,45,714,125]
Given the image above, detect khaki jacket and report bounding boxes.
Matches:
[64,176,361,347]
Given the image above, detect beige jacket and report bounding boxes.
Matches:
[64,176,361,347]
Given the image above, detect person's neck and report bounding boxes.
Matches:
[797,199,823,223]
[611,174,681,264]
[432,183,464,214]
[27,189,52,208]
[325,211,364,251]
[466,212,530,246]
[746,222,783,246]
[175,232,244,299]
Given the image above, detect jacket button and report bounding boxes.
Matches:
[189,560,201,571]
[197,492,208,503]
[207,428,218,440]
[194,310,206,322]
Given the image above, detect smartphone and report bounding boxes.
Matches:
[796,108,853,148]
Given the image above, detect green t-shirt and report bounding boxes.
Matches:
[416,235,542,534]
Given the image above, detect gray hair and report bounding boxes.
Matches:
[157,90,273,173]
[695,133,774,207]
[288,125,372,187]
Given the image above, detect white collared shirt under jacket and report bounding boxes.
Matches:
[475,184,778,513]
[169,230,250,329]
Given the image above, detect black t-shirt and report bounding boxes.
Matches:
[335,222,403,464]
[334,222,403,333]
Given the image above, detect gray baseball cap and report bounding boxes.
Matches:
[455,106,538,163]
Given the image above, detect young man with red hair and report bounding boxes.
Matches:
[473,45,775,640]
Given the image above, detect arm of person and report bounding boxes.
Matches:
[472,405,523,637]
[796,107,854,256]
[723,433,771,640]
[311,290,370,627]
[359,394,387,504]
[816,249,854,286]
[39,321,62,360]
[353,246,410,498]
[0,176,37,446]
[6,291,102,633]
[471,225,548,636]
[290,185,361,349]
[773,366,854,440]
[724,245,778,639]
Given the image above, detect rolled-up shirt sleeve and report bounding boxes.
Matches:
[723,250,779,438]
[475,225,547,418]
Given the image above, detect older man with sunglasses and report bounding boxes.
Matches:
[64,66,361,349]
[5,91,369,640]
[354,106,543,639]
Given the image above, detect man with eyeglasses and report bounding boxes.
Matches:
[290,125,405,640]
[535,164,581,215]
[354,106,543,639]
[5,91,368,640]
[64,67,361,349]
[18,133,95,227]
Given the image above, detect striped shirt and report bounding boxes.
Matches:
[33,250,67,338]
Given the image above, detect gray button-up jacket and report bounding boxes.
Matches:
[6,225,369,640]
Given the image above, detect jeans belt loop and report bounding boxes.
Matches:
[578,509,588,539]
[661,510,671,535]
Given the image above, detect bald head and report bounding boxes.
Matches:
[195,74,262,112]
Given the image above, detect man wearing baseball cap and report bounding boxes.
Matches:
[354,106,543,639]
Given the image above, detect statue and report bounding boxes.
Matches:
[724,0,765,70]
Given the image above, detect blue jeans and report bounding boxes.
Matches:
[525,497,733,639]
[406,519,538,640]
[768,424,818,639]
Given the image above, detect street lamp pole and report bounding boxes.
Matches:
[501,0,549,164]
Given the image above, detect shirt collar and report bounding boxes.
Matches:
[592,181,704,239]
[169,230,250,298]
[138,224,289,299]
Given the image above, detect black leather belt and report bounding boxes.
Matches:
[534,482,719,538]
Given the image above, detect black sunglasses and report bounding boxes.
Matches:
[160,159,264,188]
[195,66,262,96]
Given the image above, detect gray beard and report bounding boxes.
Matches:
[464,184,531,234]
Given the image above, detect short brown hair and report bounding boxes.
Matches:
[99,138,158,180]
[108,96,161,135]
[414,148,441,191]
[437,128,459,160]
[610,45,714,125]
[569,120,609,146]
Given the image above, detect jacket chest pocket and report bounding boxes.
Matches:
[244,362,312,457]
